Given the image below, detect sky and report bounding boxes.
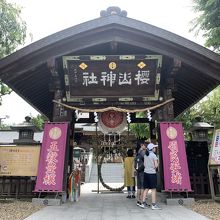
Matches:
[0,0,203,125]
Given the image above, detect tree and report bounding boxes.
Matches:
[197,86,220,128]
[31,114,48,130]
[129,112,150,139]
[177,86,220,139]
[191,0,220,53]
[176,107,198,132]
[0,0,26,57]
[0,0,27,103]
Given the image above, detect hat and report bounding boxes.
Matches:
[147,143,158,151]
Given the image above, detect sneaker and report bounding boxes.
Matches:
[132,195,136,198]
[151,204,162,210]
[136,201,141,206]
[139,203,146,209]
[145,202,151,208]
[126,195,131,199]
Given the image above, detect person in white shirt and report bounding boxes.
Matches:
[140,143,162,210]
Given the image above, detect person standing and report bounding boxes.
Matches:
[140,143,161,210]
[135,141,147,206]
[124,148,135,198]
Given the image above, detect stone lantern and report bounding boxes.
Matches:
[186,117,214,195]
[10,116,37,144]
[189,117,214,141]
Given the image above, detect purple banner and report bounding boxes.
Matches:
[35,122,68,192]
[160,122,191,191]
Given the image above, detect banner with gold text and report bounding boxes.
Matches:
[160,122,191,191]
[35,123,68,192]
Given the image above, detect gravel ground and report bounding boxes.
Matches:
[1,199,220,220]
[0,199,44,220]
[186,200,220,220]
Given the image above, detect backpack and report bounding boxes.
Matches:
[134,152,145,172]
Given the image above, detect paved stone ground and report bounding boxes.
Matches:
[24,183,209,220]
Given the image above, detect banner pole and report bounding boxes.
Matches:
[208,166,215,200]
[96,122,100,194]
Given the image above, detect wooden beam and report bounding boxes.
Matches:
[130,113,150,123]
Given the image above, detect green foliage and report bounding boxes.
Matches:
[0,123,10,130]
[0,0,27,58]
[0,0,27,104]
[176,108,197,131]
[197,85,220,128]
[129,112,150,139]
[191,0,220,53]
[31,114,48,130]
[177,86,220,138]
[0,83,12,104]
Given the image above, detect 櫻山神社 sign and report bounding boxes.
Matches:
[209,129,220,165]
[160,122,191,191]
[63,55,162,103]
[0,145,40,176]
[35,123,68,192]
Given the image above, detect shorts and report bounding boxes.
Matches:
[143,173,157,189]
[137,171,144,189]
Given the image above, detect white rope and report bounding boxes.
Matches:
[52,98,174,113]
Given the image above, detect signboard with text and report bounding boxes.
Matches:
[63,55,162,104]
[209,129,220,165]
[160,122,191,191]
[0,145,40,176]
[35,122,68,192]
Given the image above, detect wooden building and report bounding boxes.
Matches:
[0,7,220,197]
[0,7,219,122]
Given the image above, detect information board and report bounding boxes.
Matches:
[0,145,40,176]
[209,129,220,165]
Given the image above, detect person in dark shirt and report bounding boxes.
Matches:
[135,141,147,206]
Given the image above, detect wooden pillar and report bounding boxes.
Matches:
[48,57,73,195]
[162,88,174,121]
[149,121,156,141]
[155,86,175,191]
[69,121,75,172]
[47,57,71,122]
[52,89,68,122]
[155,57,179,122]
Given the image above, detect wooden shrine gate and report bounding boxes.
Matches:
[0,7,220,199]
